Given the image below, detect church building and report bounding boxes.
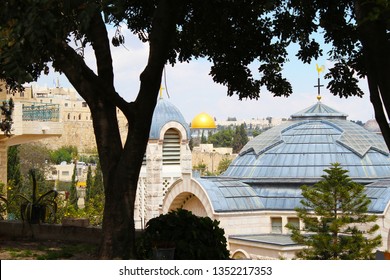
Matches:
[160,97,390,259]
[133,95,192,229]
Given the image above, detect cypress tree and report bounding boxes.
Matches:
[7,145,22,187]
[85,165,93,203]
[92,161,104,197]
[69,164,78,209]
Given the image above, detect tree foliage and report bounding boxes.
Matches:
[85,165,93,203]
[69,164,78,209]
[217,157,232,175]
[0,0,388,259]
[18,143,51,180]
[273,0,390,147]
[136,209,229,260]
[7,145,22,188]
[207,124,248,153]
[208,128,234,148]
[232,124,249,153]
[91,161,104,197]
[287,163,382,260]
[49,146,78,164]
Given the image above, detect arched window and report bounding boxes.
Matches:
[67,113,70,120]
[78,113,81,120]
[162,128,180,165]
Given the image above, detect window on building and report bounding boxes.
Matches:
[20,91,24,97]
[67,113,70,120]
[82,102,88,107]
[65,103,68,107]
[142,153,146,165]
[271,217,283,234]
[78,114,81,120]
[52,170,58,175]
[162,128,181,165]
[287,217,300,230]
[62,171,70,176]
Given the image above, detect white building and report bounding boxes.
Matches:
[162,100,390,259]
[134,96,192,229]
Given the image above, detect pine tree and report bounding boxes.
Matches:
[287,163,382,260]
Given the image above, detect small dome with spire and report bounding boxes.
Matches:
[149,97,190,139]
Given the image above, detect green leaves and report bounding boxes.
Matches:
[325,61,364,98]
[136,209,229,260]
[289,163,382,259]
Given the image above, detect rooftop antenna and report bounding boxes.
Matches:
[163,66,170,98]
[315,64,325,101]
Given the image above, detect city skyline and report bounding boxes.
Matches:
[35,26,374,124]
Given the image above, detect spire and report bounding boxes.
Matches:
[315,64,325,101]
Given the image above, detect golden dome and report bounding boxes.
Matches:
[191,112,216,129]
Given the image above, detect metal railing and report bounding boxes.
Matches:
[22,103,60,122]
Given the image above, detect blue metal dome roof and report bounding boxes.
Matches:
[223,102,390,183]
[195,177,264,212]
[149,97,190,139]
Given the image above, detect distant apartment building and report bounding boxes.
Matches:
[216,116,287,130]
[15,83,127,154]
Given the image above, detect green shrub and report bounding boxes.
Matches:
[136,209,229,260]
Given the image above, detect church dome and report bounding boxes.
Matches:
[191,112,216,129]
[149,97,190,139]
[223,101,390,183]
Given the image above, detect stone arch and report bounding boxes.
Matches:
[162,178,215,219]
[231,249,251,260]
[159,121,189,142]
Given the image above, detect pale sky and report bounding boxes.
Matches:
[35,26,374,124]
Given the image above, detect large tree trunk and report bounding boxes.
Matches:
[356,0,390,149]
[54,0,181,259]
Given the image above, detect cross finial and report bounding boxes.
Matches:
[315,64,325,101]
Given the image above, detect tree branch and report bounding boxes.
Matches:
[87,11,115,90]
[120,0,181,164]
[136,0,180,108]
[368,76,390,149]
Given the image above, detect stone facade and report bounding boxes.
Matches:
[162,176,390,259]
[0,81,63,191]
[10,84,127,153]
[134,119,192,229]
